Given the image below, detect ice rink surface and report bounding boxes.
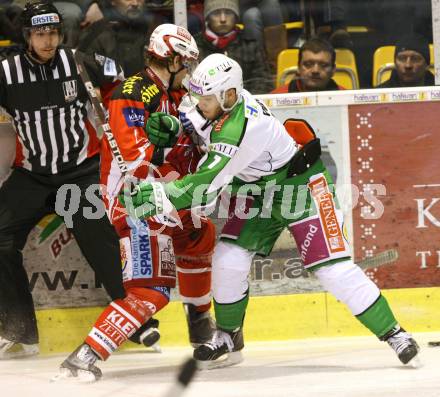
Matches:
[1,332,439,397]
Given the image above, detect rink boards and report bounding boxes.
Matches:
[36,286,440,354]
[1,87,440,353]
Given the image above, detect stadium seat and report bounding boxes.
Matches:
[276,48,359,89]
[284,21,304,30]
[264,22,304,73]
[346,26,371,33]
[373,44,434,86]
[334,48,360,89]
[372,46,396,86]
[276,48,299,88]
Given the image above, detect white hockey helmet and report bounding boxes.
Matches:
[188,53,243,111]
[147,23,199,64]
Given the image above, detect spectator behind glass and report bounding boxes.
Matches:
[78,0,152,77]
[49,0,107,47]
[129,0,206,36]
[377,34,435,88]
[195,0,273,94]
[311,0,353,49]
[272,37,345,93]
[240,0,284,45]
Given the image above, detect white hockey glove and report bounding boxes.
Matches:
[178,94,212,151]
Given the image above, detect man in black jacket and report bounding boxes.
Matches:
[377,34,435,88]
[0,0,158,359]
[77,0,152,77]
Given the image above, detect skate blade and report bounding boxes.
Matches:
[196,351,243,370]
[150,342,162,353]
[406,354,423,369]
[50,367,100,383]
[0,346,39,360]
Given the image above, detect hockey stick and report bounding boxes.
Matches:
[74,51,128,174]
[357,248,399,270]
[161,357,197,397]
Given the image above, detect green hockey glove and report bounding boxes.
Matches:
[146,112,181,148]
[119,181,176,220]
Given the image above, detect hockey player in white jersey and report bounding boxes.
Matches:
[120,53,420,369]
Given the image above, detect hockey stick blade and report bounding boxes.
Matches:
[428,341,440,347]
[161,357,197,397]
[74,52,107,125]
[74,51,128,176]
[358,249,399,270]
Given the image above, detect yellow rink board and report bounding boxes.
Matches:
[36,286,440,354]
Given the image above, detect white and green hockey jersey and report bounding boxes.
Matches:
[166,89,297,209]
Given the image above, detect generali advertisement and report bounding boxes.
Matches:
[349,102,440,288]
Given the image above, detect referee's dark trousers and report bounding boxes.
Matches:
[0,156,125,344]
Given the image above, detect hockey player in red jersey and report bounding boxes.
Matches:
[55,24,215,380]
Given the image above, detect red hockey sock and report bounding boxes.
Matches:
[177,257,212,312]
[85,288,169,360]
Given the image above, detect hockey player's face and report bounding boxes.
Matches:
[395,50,427,85]
[171,67,188,89]
[169,56,193,89]
[29,27,61,63]
[197,94,223,120]
[298,50,335,91]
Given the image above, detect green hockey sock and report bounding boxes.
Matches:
[356,294,398,338]
[214,291,249,331]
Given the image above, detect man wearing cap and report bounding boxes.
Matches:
[194,0,273,94]
[377,34,435,88]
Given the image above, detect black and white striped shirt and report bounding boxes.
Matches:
[0,47,120,174]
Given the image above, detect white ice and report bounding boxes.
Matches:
[1,332,439,397]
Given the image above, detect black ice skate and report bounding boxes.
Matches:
[184,303,216,347]
[0,336,39,360]
[193,328,244,370]
[384,326,420,365]
[53,343,102,382]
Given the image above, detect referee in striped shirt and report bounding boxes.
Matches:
[0,1,154,358]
